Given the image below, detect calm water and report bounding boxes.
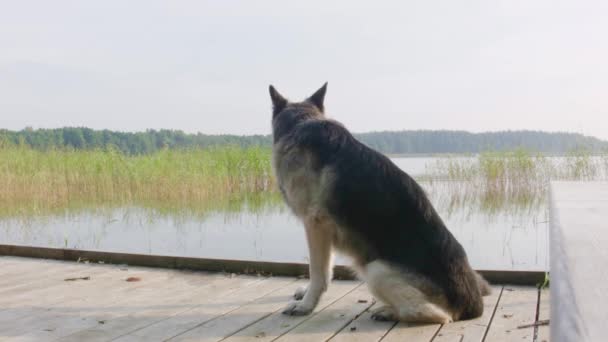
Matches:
[0,157,549,271]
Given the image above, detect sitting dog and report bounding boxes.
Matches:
[269,83,490,323]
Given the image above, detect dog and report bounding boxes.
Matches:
[269,83,490,323]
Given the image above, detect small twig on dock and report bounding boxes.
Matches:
[517,319,549,329]
[64,276,90,281]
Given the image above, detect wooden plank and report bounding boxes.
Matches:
[0,265,113,308]
[7,272,255,341]
[483,286,537,341]
[0,257,21,266]
[381,322,440,342]
[0,265,189,323]
[222,281,361,342]
[0,245,545,285]
[136,279,304,342]
[550,181,608,342]
[0,266,75,293]
[274,284,374,342]
[55,276,280,341]
[331,287,505,342]
[0,266,207,339]
[328,302,395,342]
[0,266,120,322]
[0,262,94,293]
[536,288,549,342]
[0,259,68,281]
[0,261,172,308]
[111,277,298,342]
[0,265,69,289]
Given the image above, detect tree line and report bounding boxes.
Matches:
[1,127,606,155]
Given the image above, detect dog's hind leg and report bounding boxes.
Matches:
[363,260,453,324]
[283,218,333,316]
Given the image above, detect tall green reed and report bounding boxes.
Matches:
[0,145,279,218]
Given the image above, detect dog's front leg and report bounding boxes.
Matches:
[283,220,333,316]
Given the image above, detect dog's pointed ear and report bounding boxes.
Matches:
[306,82,328,112]
[269,85,287,116]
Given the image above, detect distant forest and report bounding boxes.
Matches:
[1,127,607,155]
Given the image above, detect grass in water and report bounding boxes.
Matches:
[424,148,608,216]
[0,145,280,219]
[2,144,607,219]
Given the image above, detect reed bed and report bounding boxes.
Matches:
[0,145,279,218]
[2,144,607,219]
[423,148,608,215]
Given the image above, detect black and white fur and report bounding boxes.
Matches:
[270,83,490,323]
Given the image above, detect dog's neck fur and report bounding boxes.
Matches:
[272,103,324,143]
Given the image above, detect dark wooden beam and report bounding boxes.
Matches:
[0,244,545,285]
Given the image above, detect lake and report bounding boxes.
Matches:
[0,157,549,271]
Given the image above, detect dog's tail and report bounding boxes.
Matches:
[475,272,492,296]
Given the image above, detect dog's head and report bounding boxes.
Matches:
[268,83,327,120]
[268,83,328,141]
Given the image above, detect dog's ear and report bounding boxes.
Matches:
[306,82,328,112]
[269,85,287,116]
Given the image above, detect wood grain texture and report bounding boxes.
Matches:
[329,302,395,342]
[536,288,550,342]
[483,286,537,341]
[550,181,608,342]
[222,281,361,342]
[274,284,374,342]
[0,257,546,342]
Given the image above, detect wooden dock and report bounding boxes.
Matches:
[550,181,608,342]
[0,256,548,342]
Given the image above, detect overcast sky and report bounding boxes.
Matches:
[1,1,607,139]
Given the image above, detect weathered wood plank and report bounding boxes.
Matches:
[55,276,280,341]
[0,266,188,324]
[30,275,257,341]
[137,279,304,342]
[112,277,298,342]
[0,261,179,309]
[0,260,73,286]
[0,267,122,322]
[0,257,550,342]
[0,268,216,340]
[273,284,374,342]
[432,286,503,342]
[484,286,537,341]
[536,288,549,342]
[550,181,608,342]
[380,322,440,342]
[0,262,96,296]
[222,281,361,342]
[328,302,395,342]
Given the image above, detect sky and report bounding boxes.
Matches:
[1,1,607,139]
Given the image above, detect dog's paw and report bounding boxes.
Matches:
[293,286,307,300]
[282,301,314,316]
[370,306,397,322]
